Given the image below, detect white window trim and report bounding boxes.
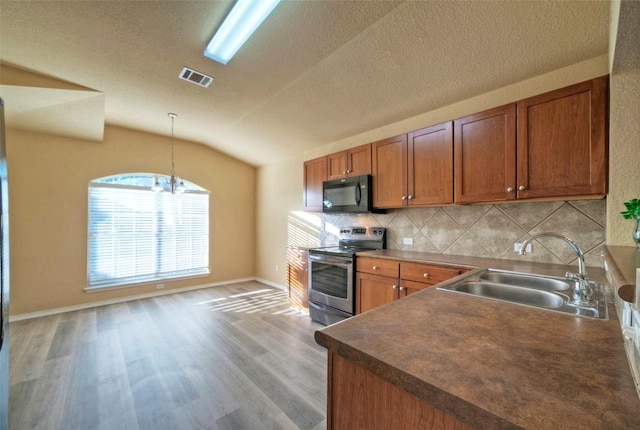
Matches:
[87,174,210,290]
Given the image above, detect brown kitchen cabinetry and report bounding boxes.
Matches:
[327,352,473,430]
[407,122,454,205]
[372,122,453,208]
[303,155,327,211]
[454,104,516,203]
[287,247,309,310]
[454,76,608,204]
[371,134,407,208]
[516,76,608,199]
[306,77,608,209]
[356,257,466,314]
[327,143,372,180]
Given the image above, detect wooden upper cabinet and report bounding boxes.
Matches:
[327,144,372,180]
[407,122,454,205]
[454,104,516,203]
[307,77,608,209]
[348,144,372,177]
[516,76,608,199]
[303,156,327,211]
[372,134,408,208]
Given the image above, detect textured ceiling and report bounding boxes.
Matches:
[0,1,609,167]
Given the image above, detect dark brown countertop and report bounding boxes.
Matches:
[604,246,640,303]
[315,250,640,429]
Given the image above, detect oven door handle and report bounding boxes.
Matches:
[309,254,353,266]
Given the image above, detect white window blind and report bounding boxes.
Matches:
[88,176,209,288]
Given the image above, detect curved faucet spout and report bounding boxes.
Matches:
[519,232,592,304]
[520,232,586,276]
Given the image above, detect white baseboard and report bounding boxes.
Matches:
[255,278,287,291]
[10,277,288,322]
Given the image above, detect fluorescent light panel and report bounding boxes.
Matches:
[204,0,281,65]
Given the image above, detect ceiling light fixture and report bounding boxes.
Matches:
[152,113,186,195]
[204,0,281,65]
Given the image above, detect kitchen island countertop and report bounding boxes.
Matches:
[315,250,640,429]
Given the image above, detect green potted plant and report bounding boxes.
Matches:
[621,198,640,248]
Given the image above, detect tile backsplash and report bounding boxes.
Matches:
[289,199,606,268]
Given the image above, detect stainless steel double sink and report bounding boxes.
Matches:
[436,268,608,320]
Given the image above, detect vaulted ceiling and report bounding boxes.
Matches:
[0,1,610,166]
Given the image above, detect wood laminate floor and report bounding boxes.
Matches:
[8,281,328,430]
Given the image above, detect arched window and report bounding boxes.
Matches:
[87,173,209,289]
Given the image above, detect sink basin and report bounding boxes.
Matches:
[436,268,607,320]
[478,270,571,292]
[453,281,565,309]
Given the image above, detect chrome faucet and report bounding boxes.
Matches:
[519,232,594,305]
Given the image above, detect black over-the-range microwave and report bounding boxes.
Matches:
[322,174,385,214]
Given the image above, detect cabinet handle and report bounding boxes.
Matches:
[423,273,429,279]
[399,286,405,291]
[401,195,406,200]
[372,265,378,270]
[506,187,513,193]
[408,195,414,200]
[346,169,351,173]
[518,185,526,191]
[392,285,398,289]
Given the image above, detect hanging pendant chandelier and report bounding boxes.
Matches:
[152,112,186,194]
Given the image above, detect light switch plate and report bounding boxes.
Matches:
[403,238,413,245]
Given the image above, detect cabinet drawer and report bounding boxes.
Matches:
[400,263,463,285]
[357,257,399,278]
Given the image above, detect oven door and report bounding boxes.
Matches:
[308,253,354,315]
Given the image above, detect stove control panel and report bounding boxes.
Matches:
[339,227,386,239]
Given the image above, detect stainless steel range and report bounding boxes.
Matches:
[308,226,386,325]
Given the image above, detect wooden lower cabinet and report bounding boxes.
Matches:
[356,257,466,314]
[287,247,309,309]
[356,272,398,313]
[327,352,472,430]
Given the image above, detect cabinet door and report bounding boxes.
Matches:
[303,156,327,211]
[454,104,516,203]
[347,143,372,177]
[372,134,408,208]
[407,122,453,205]
[516,76,608,199]
[356,272,398,314]
[287,248,308,309]
[327,151,348,181]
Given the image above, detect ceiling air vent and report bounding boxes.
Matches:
[178,67,213,88]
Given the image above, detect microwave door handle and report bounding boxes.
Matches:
[355,181,362,206]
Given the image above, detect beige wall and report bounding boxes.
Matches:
[257,55,612,287]
[7,125,256,315]
[607,68,640,245]
[606,0,640,245]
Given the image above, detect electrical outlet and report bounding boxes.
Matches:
[156,283,164,289]
[514,242,533,253]
[275,264,279,272]
[403,238,413,245]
